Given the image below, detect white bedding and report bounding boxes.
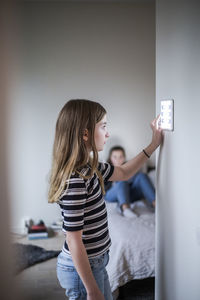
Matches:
[106,201,155,292]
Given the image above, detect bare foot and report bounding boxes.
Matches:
[121,203,130,210]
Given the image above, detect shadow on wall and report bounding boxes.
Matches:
[0,0,26,299]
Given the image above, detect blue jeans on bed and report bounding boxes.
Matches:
[105,172,155,207]
[57,250,113,300]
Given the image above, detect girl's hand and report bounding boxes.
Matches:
[150,115,163,150]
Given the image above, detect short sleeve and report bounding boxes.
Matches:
[98,162,114,184]
[58,177,87,232]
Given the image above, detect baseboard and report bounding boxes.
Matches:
[10,226,27,235]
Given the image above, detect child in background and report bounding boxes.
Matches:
[48,99,162,300]
[105,146,155,219]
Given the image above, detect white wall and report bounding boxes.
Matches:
[9,1,155,233]
[156,0,200,299]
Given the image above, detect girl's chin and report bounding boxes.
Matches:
[97,146,104,152]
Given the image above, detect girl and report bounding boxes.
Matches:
[105,146,156,219]
[48,99,162,300]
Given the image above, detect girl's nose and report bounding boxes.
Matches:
[106,131,110,138]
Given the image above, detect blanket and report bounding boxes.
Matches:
[106,201,155,292]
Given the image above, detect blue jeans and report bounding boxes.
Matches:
[57,250,113,300]
[105,172,155,207]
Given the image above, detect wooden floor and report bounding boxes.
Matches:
[13,231,67,300]
[15,256,66,300]
[13,232,154,300]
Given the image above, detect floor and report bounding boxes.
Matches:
[13,230,66,300]
[13,231,154,300]
[117,278,155,300]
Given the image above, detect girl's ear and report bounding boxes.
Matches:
[83,129,89,141]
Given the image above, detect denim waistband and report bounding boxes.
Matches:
[89,250,109,264]
[58,250,109,267]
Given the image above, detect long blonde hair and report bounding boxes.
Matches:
[48,99,106,203]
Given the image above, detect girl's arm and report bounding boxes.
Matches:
[109,115,163,182]
[67,231,105,300]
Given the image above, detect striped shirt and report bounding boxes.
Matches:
[58,162,114,258]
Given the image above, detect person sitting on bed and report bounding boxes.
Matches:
[105,145,155,219]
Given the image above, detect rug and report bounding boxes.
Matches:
[13,243,61,274]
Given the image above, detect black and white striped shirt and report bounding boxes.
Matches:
[58,162,114,258]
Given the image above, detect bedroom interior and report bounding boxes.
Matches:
[9,0,156,299]
[1,0,200,300]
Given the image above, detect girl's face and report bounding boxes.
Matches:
[94,114,109,151]
[110,150,125,166]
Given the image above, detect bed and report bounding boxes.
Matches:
[106,200,155,298]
